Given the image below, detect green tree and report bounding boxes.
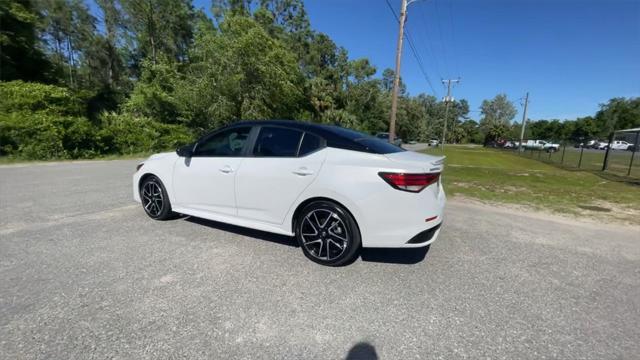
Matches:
[121,0,195,65]
[594,97,640,136]
[380,68,406,95]
[480,94,517,144]
[39,0,99,88]
[94,0,127,88]
[459,119,481,143]
[0,0,55,82]
[123,57,181,124]
[173,15,304,130]
[570,116,599,141]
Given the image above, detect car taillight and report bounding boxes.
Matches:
[136,163,144,171]
[378,172,440,193]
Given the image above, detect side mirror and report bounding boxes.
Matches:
[176,144,194,157]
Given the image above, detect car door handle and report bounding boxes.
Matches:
[219,165,234,173]
[292,167,314,176]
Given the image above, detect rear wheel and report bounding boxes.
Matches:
[295,200,361,266]
[140,175,174,220]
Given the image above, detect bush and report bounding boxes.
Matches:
[0,80,85,116]
[0,112,97,159]
[0,81,194,160]
[97,112,193,155]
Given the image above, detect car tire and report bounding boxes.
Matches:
[295,200,361,266]
[139,175,174,220]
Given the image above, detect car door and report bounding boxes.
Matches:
[172,126,252,216]
[235,126,327,225]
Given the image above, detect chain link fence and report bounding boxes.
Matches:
[499,129,640,179]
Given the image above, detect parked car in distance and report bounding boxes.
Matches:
[610,140,633,150]
[585,140,599,148]
[428,139,439,147]
[375,132,403,146]
[575,139,602,149]
[596,141,609,150]
[524,140,560,152]
[133,120,446,266]
[503,141,517,149]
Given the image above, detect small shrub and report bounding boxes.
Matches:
[98,112,193,154]
[0,112,103,159]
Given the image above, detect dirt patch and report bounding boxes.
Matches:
[451,182,528,194]
[578,205,612,212]
[448,195,640,228]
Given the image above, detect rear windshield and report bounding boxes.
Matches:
[355,138,405,154]
[326,126,405,154]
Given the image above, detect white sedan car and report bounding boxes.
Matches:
[133,120,446,266]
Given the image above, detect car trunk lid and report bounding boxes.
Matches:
[384,151,445,173]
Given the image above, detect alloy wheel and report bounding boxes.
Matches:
[300,209,349,261]
[141,181,164,217]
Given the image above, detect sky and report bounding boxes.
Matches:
[191,0,638,121]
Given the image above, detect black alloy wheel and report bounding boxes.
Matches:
[140,175,174,220]
[296,200,361,266]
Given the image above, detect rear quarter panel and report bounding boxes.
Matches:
[285,148,443,247]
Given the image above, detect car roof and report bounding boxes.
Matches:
[228,119,352,135]
[225,119,362,143]
[221,120,404,154]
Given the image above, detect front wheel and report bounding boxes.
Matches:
[295,201,361,266]
[140,175,174,220]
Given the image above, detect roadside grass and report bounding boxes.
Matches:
[0,152,153,165]
[424,145,640,224]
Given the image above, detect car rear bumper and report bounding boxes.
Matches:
[357,182,446,248]
[406,223,441,245]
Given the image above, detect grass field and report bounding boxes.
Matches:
[424,145,640,224]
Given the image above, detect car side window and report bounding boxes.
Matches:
[253,127,303,157]
[299,133,323,156]
[194,127,251,157]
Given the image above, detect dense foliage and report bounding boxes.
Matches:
[1,0,638,159]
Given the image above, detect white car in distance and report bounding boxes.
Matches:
[524,139,560,152]
[610,140,632,150]
[133,121,446,266]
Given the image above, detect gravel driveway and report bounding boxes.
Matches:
[1,159,639,359]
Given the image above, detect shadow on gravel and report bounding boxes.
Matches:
[345,342,378,359]
[360,245,430,265]
[184,216,431,265]
[185,216,297,247]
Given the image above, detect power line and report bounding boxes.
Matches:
[446,0,460,77]
[433,0,451,79]
[415,3,444,81]
[384,0,439,98]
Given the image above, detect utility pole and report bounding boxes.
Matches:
[388,0,409,143]
[441,78,460,150]
[518,92,529,151]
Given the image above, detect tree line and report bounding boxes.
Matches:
[479,95,640,144]
[1,0,638,159]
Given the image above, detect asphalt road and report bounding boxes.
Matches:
[1,159,639,359]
